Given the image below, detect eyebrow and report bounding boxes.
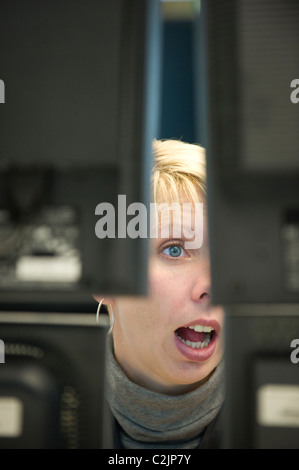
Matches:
[153,222,197,240]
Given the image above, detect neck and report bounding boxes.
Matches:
[105,335,225,449]
[117,356,215,396]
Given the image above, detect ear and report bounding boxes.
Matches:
[92,295,116,308]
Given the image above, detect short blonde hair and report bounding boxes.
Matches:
[152,139,206,204]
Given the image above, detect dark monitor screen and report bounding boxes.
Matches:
[201,0,299,304]
[0,312,112,449]
[199,0,299,449]
[0,0,162,451]
[0,0,162,311]
[222,305,299,449]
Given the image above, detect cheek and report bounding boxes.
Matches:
[148,260,188,312]
[148,261,171,297]
[115,297,156,346]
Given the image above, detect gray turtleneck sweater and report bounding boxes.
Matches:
[105,337,225,449]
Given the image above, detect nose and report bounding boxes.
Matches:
[190,263,211,305]
[199,291,210,302]
[194,287,211,307]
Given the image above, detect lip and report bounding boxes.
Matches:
[174,318,220,362]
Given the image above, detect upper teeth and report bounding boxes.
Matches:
[188,324,214,333]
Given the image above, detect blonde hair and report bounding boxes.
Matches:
[152,139,206,204]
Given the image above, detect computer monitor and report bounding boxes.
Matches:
[0,0,162,312]
[201,0,299,304]
[199,0,299,448]
[222,305,299,449]
[0,0,162,449]
[0,311,112,449]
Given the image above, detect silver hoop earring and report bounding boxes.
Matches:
[96,298,104,323]
[96,299,114,334]
[107,304,115,334]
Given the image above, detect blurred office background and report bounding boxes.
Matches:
[0,0,298,449]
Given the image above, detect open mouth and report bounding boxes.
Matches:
[175,324,215,349]
[174,320,219,361]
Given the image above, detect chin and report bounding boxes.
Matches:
[170,360,217,388]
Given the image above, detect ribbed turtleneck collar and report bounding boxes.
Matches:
[105,336,225,449]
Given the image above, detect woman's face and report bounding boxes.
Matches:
[111,194,225,395]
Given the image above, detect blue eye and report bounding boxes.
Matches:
[163,245,184,258]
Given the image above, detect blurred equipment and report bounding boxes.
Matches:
[224,305,299,449]
[203,0,299,304]
[0,0,161,311]
[0,312,112,449]
[0,0,161,449]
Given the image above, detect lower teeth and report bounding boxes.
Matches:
[176,332,212,349]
